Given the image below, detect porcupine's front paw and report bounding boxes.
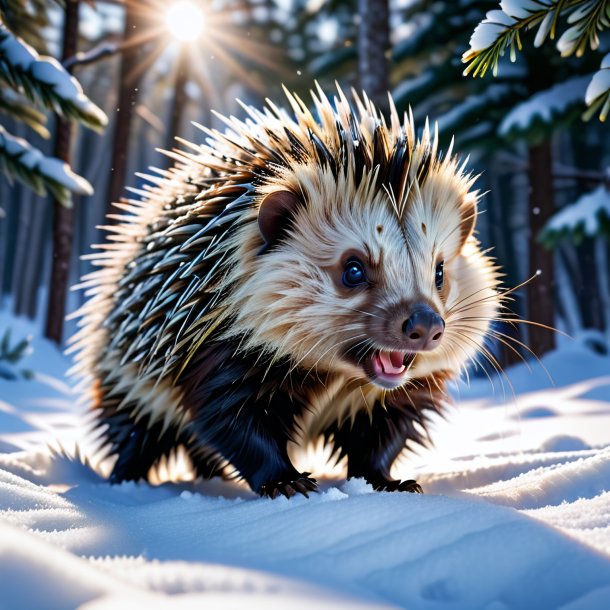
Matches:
[259,473,318,499]
[366,476,423,494]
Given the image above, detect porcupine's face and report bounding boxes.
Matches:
[228,163,499,390]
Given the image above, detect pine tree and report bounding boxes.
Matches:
[462,0,610,350]
[0,9,107,207]
[106,2,142,213]
[358,0,391,115]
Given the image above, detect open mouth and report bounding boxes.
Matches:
[369,350,416,388]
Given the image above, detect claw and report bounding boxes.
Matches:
[259,474,318,499]
[292,480,309,497]
[371,477,423,494]
[282,484,296,498]
[398,479,423,494]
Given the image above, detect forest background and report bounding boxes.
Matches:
[0,0,609,370]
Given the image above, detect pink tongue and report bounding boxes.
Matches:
[379,351,406,374]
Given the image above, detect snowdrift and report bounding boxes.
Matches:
[2,313,610,609]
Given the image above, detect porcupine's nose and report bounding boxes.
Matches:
[402,305,445,351]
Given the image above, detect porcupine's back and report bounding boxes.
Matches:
[68,115,271,471]
[70,88,343,391]
[68,88,349,473]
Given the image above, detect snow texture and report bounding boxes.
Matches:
[556,3,598,57]
[2,312,610,609]
[499,75,591,135]
[467,10,514,53]
[500,0,552,21]
[0,25,107,129]
[586,53,610,105]
[0,125,93,195]
[544,185,610,238]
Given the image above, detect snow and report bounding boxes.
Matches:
[585,53,610,105]
[0,125,94,196]
[533,10,555,48]
[465,10,514,53]
[543,185,610,239]
[0,23,107,129]
[392,71,434,103]
[0,25,41,69]
[2,311,610,609]
[38,157,94,195]
[500,0,551,21]
[499,76,591,136]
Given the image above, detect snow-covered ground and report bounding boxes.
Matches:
[2,311,610,610]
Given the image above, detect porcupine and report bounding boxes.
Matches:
[71,85,501,498]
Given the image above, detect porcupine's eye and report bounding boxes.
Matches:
[435,260,444,291]
[342,258,367,288]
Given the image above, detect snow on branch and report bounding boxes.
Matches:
[462,4,553,77]
[0,22,108,132]
[541,184,610,245]
[585,52,610,121]
[0,124,93,207]
[462,1,610,121]
[499,75,591,137]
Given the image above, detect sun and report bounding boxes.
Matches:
[165,1,205,43]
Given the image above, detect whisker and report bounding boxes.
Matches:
[444,333,498,393]
[451,330,515,401]
[450,323,532,374]
[334,304,383,320]
[446,272,541,317]
[302,333,368,384]
[458,315,569,339]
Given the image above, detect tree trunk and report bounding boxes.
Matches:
[106,4,142,212]
[357,0,391,117]
[21,162,48,319]
[570,128,606,332]
[44,0,79,344]
[165,45,189,154]
[524,51,556,357]
[12,185,31,316]
[527,140,556,355]
[575,238,606,331]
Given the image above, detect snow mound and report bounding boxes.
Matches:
[2,312,610,608]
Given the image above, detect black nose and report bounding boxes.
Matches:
[402,305,445,351]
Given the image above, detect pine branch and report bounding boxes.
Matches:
[462,1,593,77]
[463,1,610,120]
[540,183,610,245]
[0,89,49,138]
[584,51,610,120]
[63,40,121,70]
[0,0,54,51]
[557,0,610,57]
[0,328,33,381]
[462,7,548,78]
[0,124,93,207]
[0,21,108,132]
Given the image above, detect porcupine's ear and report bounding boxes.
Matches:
[459,192,478,249]
[258,190,301,249]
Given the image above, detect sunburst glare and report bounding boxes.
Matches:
[165,1,205,43]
